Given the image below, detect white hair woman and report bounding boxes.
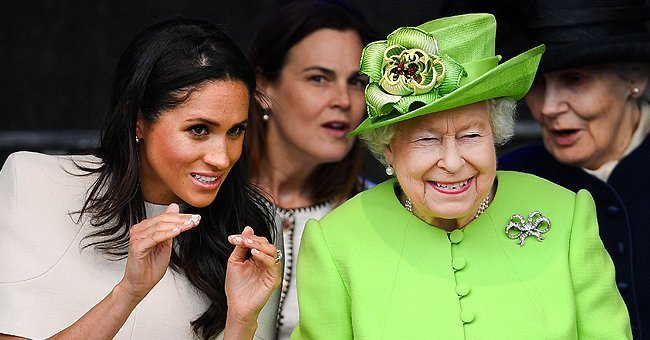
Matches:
[291,13,631,339]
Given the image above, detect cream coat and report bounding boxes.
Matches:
[0,151,279,339]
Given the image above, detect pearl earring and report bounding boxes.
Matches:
[385,164,395,176]
[262,111,270,121]
[632,87,641,95]
[135,136,140,143]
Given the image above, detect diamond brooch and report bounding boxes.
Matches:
[505,211,551,246]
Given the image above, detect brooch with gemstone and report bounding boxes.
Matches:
[505,211,551,246]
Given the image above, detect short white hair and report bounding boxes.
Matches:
[360,98,517,166]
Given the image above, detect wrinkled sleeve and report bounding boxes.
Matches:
[0,153,30,336]
[290,218,352,340]
[570,189,632,339]
[0,156,23,284]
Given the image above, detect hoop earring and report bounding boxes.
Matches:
[385,164,395,176]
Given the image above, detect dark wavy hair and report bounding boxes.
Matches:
[75,18,274,339]
[248,0,378,204]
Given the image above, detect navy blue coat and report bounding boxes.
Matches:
[499,136,650,339]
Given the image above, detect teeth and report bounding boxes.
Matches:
[434,179,469,190]
[192,174,217,182]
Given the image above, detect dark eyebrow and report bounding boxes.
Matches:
[302,66,336,78]
[185,117,219,127]
[185,118,248,128]
[231,119,248,128]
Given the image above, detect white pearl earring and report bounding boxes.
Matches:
[632,87,641,95]
[135,136,140,143]
[385,164,395,176]
[262,111,270,121]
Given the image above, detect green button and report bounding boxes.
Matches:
[460,310,475,323]
[449,229,464,243]
[452,257,466,270]
[456,283,470,296]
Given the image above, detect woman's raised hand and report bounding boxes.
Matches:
[119,203,201,301]
[225,226,282,330]
[41,203,202,339]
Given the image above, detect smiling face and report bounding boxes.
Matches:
[137,80,249,207]
[525,65,641,169]
[384,101,496,229]
[260,28,367,166]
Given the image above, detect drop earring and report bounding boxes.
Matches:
[262,110,270,121]
[385,164,395,176]
[135,136,140,143]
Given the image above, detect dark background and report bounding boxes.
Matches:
[0,0,540,184]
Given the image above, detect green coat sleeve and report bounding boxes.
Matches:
[571,189,632,339]
[290,218,353,340]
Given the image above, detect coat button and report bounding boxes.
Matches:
[452,257,467,270]
[617,241,626,254]
[617,282,629,293]
[449,229,464,243]
[456,283,470,296]
[460,310,475,323]
[607,205,620,216]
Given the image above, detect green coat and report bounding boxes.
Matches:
[291,171,631,339]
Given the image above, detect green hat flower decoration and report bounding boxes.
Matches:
[350,13,545,135]
[360,27,467,120]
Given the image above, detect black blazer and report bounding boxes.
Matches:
[499,136,650,339]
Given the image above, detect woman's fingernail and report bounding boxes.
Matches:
[252,248,260,255]
[172,227,180,232]
[184,214,201,226]
[235,236,242,243]
[246,238,254,244]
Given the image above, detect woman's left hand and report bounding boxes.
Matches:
[224,226,281,330]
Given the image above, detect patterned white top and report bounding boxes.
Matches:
[272,200,336,340]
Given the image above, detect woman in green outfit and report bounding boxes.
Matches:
[291,14,631,339]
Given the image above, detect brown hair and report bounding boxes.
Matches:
[248,0,377,204]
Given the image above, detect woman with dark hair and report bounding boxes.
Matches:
[0,18,281,339]
[247,1,376,338]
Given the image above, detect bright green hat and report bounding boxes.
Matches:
[350,13,545,135]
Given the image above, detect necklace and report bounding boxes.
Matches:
[404,195,413,212]
[474,192,490,219]
[404,193,491,220]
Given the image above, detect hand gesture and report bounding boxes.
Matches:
[119,203,201,301]
[225,226,282,324]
